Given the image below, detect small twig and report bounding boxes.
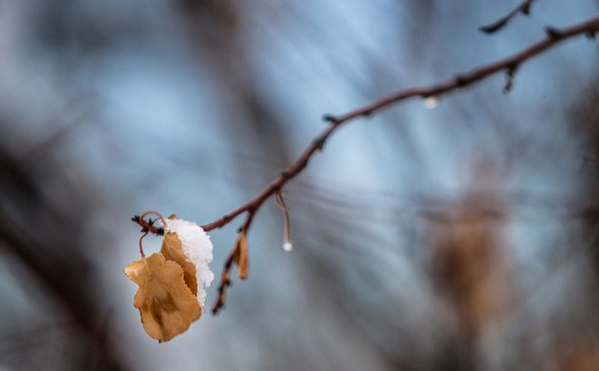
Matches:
[200,14,599,235]
[275,192,293,251]
[322,114,338,123]
[212,212,255,314]
[544,26,564,39]
[503,65,518,93]
[479,0,537,34]
[138,231,149,257]
[131,214,165,236]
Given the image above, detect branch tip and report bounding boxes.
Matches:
[545,26,563,39]
[479,0,536,34]
[503,67,517,93]
[479,21,506,34]
[322,114,338,123]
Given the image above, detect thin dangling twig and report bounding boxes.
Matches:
[275,192,293,251]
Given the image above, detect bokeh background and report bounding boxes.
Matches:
[1,0,599,370]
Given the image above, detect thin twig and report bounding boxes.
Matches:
[212,211,255,314]
[131,215,164,235]
[275,192,293,251]
[479,0,537,34]
[200,15,599,234]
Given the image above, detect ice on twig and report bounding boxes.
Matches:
[424,96,438,109]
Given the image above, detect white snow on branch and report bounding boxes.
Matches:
[165,218,215,307]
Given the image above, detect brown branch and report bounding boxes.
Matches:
[131,215,164,236]
[200,14,599,234]
[132,14,599,316]
[212,212,255,314]
[479,0,537,34]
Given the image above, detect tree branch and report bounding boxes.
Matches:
[212,211,255,314]
[479,0,537,34]
[200,14,599,233]
[132,14,599,316]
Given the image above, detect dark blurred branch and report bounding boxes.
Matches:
[200,14,599,234]
[0,214,128,371]
[479,0,537,33]
[583,156,599,169]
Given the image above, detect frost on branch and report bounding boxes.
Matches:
[125,213,214,342]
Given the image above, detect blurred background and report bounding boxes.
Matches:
[1,0,599,370]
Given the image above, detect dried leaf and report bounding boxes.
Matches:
[233,231,249,279]
[161,230,198,294]
[163,214,214,309]
[124,253,200,342]
[160,229,203,320]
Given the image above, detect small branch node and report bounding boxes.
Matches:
[431,85,444,95]
[315,136,326,150]
[545,26,564,39]
[454,74,467,87]
[322,114,338,123]
[503,65,518,93]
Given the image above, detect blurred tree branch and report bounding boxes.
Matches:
[0,147,128,370]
